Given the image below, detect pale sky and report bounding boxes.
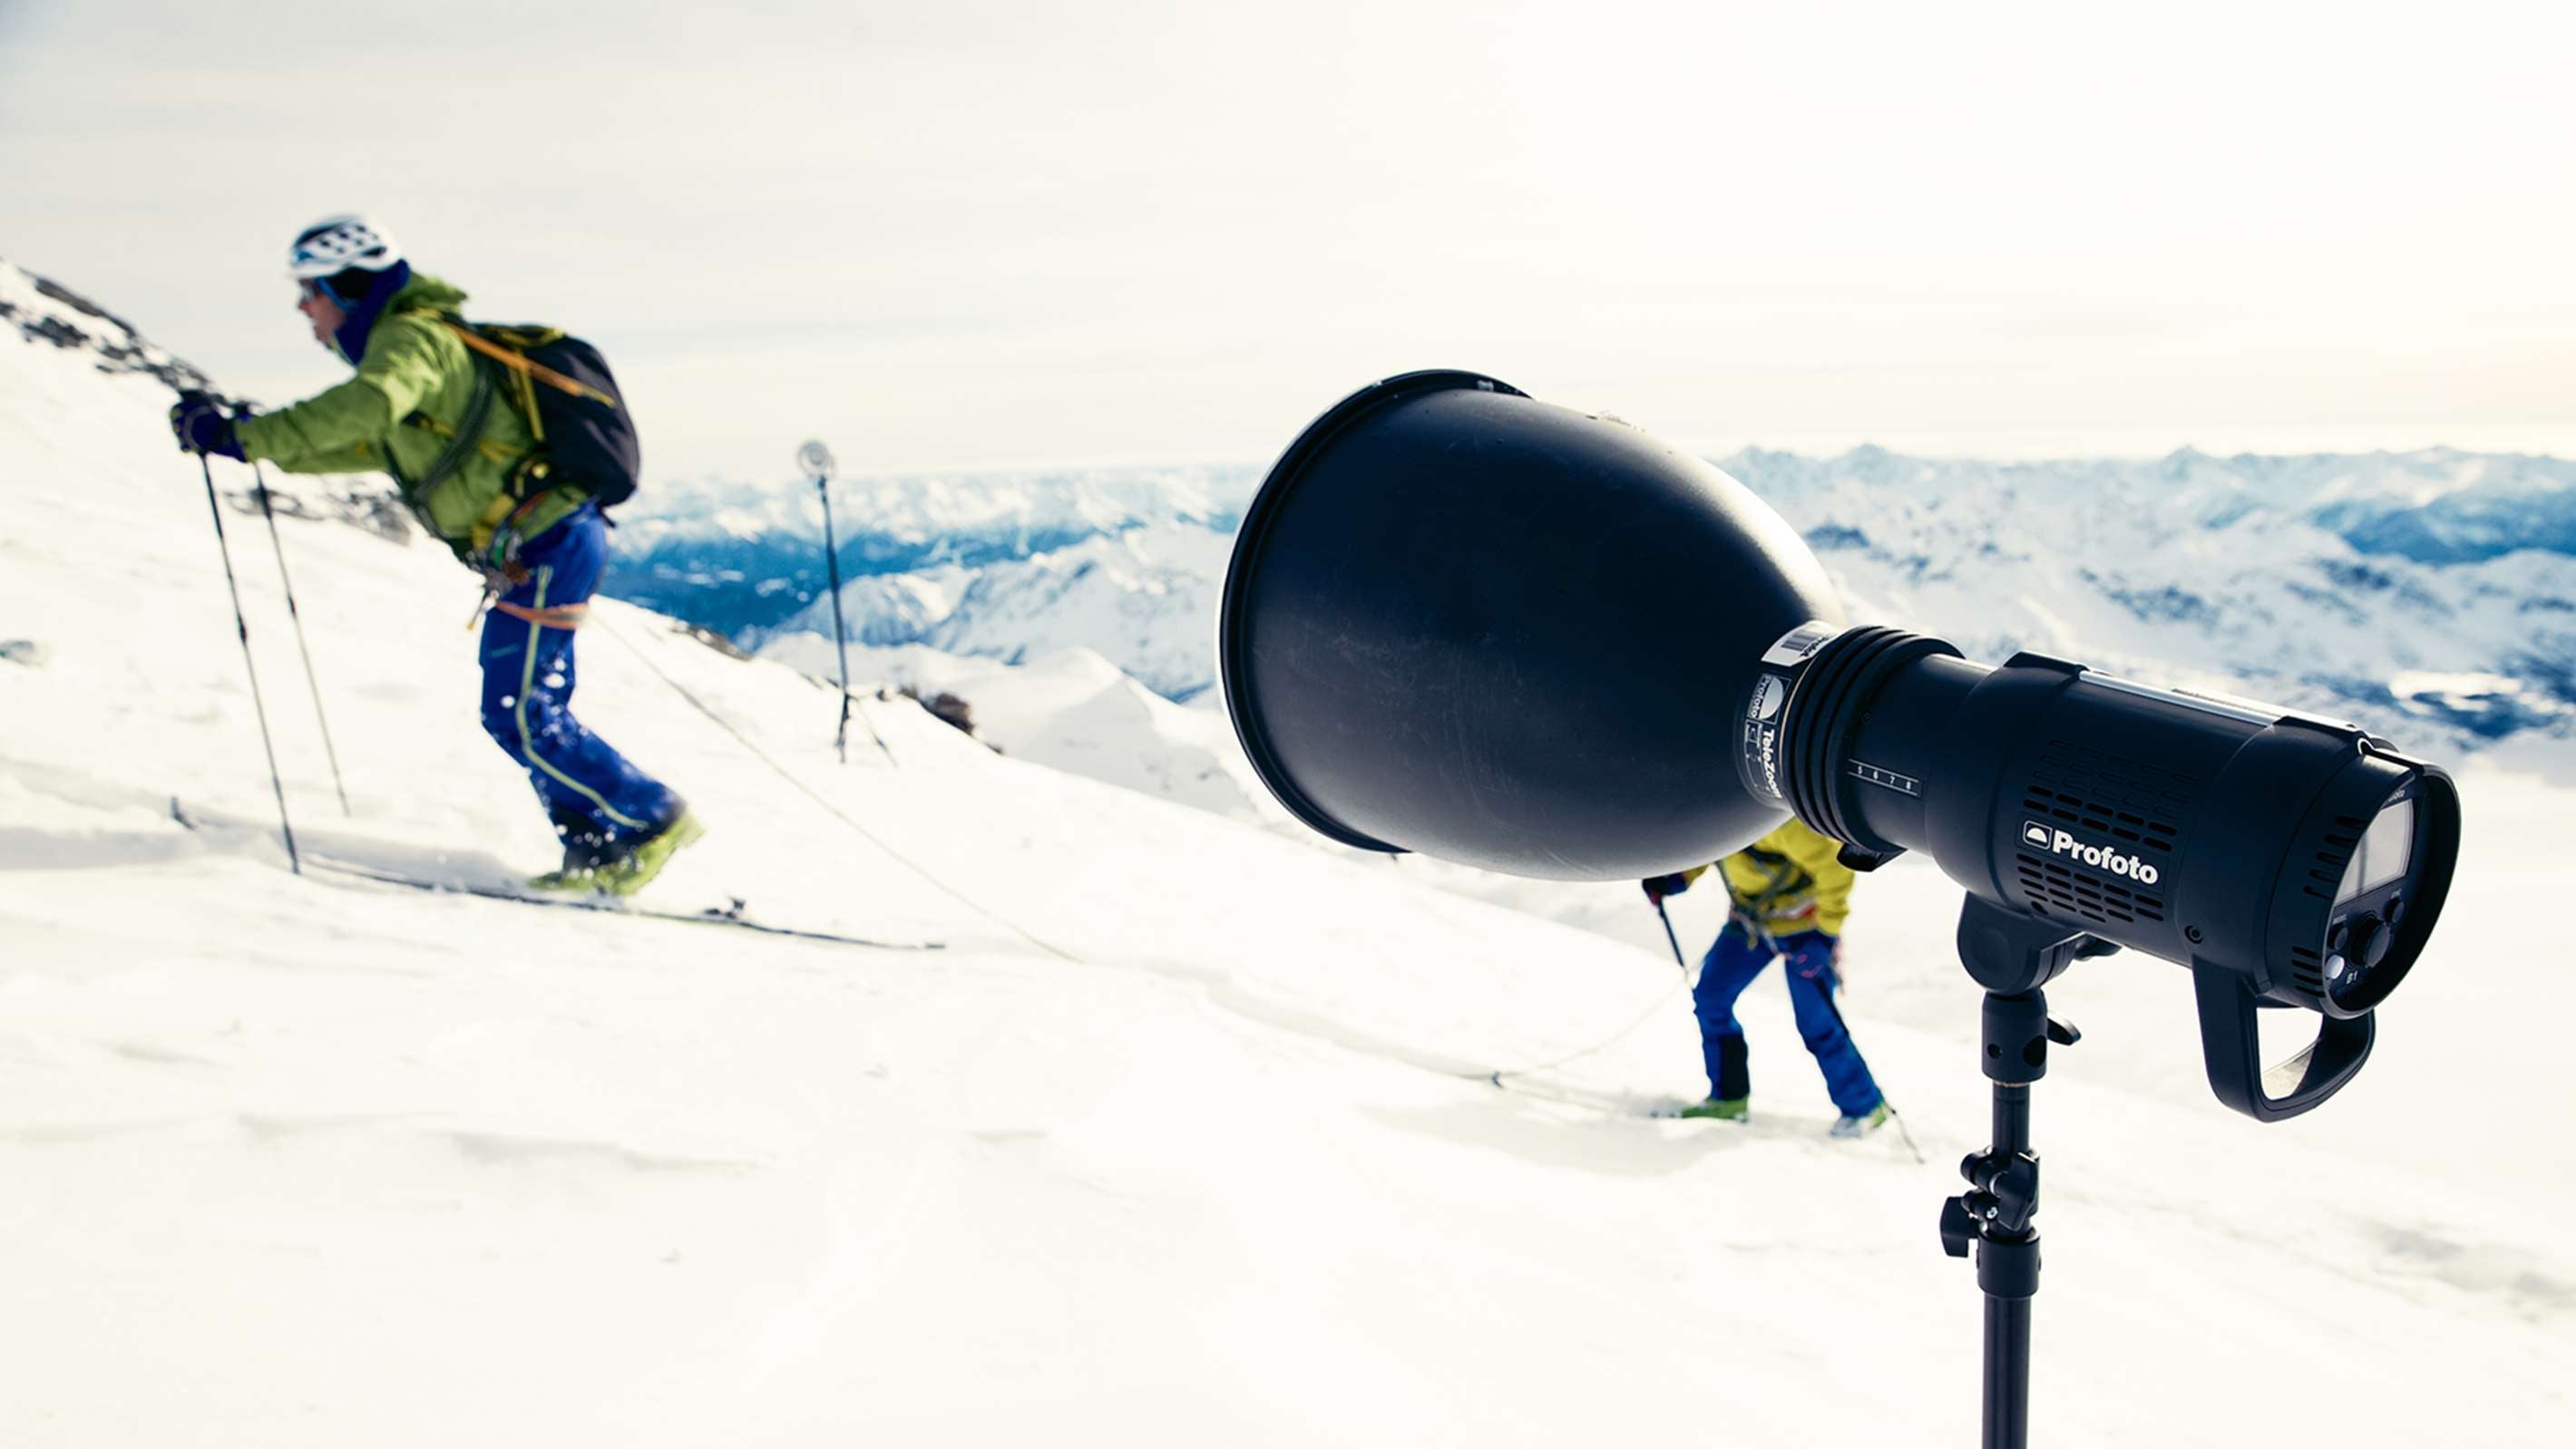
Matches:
[5,0,2572,479]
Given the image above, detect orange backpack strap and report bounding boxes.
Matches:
[491,598,591,629]
[439,321,619,409]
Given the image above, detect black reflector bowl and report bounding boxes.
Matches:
[1219,371,1844,880]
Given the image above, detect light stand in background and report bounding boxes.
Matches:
[800,439,855,763]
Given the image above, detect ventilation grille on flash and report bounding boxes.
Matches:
[2015,854,2168,925]
[2301,813,2368,904]
[2288,943,2327,997]
[2014,741,2187,926]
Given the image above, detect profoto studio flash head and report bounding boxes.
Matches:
[1218,370,2461,1122]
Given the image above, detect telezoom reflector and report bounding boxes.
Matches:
[1218,371,2460,1123]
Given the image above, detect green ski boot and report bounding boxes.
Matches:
[526,834,610,893]
[1830,1101,1893,1139]
[1678,1095,1750,1121]
[525,862,600,893]
[591,810,707,898]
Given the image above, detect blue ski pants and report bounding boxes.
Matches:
[1693,923,1885,1117]
[476,504,679,850]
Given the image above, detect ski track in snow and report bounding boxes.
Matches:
[5,258,2574,1447]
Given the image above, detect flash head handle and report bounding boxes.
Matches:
[2194,968,2375,1120]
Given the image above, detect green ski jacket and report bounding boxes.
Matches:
[232,272,583,563]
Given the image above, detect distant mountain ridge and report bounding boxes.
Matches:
[1714,447,2576,744]
[605,467,1257,638]
[1722,443,2576,567]
[616,442,2576,750]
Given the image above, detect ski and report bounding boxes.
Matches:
[1635,1096,1927,1159]
[307,858,943,951]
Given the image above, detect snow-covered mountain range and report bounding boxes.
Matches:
[605,466,1256,652]
[623,438,2576,753]
[5,252,2571,1447]
[1725,445,2576,744]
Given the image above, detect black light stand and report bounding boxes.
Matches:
[1938,897,2115,1449]
[797,440,854,764]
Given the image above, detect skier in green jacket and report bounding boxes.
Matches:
[167,216,701,895]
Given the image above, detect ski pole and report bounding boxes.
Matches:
[249,459,350,815]
[1653,898,1688,972]
[1887,1104,1928,1164]
[197,453,301,874]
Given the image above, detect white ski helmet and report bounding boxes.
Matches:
[286,214,401,279]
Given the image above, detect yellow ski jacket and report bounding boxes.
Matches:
[1678,818,1855,938]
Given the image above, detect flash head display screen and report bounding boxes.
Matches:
[2336,798,2416,905]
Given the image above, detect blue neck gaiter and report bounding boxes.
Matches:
[329,259,413,365]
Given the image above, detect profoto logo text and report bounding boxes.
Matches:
[2022,821,2161,886]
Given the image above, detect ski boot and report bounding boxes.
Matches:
[590,809,707,897]
[1829,1100,1893,1139]
[1678,1095,1750,1122]
[528,806,617,893]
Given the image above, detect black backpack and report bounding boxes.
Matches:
[443,321,641,510]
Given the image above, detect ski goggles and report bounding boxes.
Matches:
[297,274,364,307]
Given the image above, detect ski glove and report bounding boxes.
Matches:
[169,391,245,461]
[1781,930,1839,982]
[1642,872,1693,904]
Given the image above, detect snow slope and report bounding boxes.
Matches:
[755,639,1278,822]
[5,258,2572,1447]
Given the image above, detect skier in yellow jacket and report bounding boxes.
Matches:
[1644,819,1891,1135]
